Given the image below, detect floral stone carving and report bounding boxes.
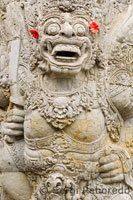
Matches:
[0,0,133,200]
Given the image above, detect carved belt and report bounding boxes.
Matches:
[25,131,107,154]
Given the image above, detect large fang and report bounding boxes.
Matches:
[47,42,52,53]
[81,43,87,55]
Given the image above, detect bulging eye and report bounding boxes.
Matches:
[73,24,86,36]
[47,23,60,36]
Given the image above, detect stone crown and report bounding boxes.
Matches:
[39,0,95,15]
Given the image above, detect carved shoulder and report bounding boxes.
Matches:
[108,42,133,120]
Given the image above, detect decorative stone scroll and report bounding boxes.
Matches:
[0,0,133,200]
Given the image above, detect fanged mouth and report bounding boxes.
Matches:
[51,44,82,62]
[43,42,89,65]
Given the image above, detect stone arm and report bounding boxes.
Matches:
[0,77,25,144]
[109,82,133,153]
[108,83,133,188]
[103,63,133,187]
[0,75,25,143]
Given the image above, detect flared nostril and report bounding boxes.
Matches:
[60,22,75,38]
[60,32,65,36]
[72,33,75,37]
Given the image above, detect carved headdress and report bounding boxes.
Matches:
[24,0,104,31]
[36,0,99,16]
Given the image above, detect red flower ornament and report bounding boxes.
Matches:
[30,30,39,39]
[89,21,99,34]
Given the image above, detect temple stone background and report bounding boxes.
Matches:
[0,0,133,200]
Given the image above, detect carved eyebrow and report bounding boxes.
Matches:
[44,18,60,23]
[42,16,60,26]
[71,17,88,26]
[72,16,88,21]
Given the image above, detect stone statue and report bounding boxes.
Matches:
[0,0,133,199]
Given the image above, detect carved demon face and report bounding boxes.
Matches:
[40,13,92,74]
[45,173,64,193]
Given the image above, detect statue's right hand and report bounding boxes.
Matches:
[1,109,25,137]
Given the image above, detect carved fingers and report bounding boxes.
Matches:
[6,116,24,123]
[99,153,124,184]
[101,174,124,184]
[100,168,123,178]
[99,154,119,165]
[2,124,24,136]
[1,108,25,137]
[7,109,25,117]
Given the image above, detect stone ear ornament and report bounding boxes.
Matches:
[89,21,99,33]
[30,30,39,39]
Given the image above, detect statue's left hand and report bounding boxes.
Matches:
[99,153,124,184]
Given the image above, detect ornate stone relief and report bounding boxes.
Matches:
[0,0,133,200]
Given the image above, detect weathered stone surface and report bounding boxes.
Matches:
[0,0,133,199]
